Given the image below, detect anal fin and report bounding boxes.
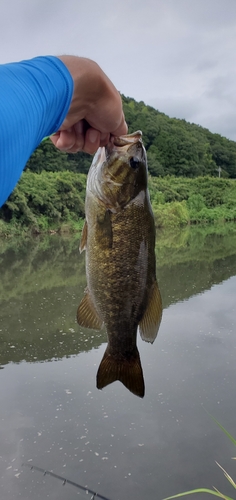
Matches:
[77,289,103,330]
[97,347,145,398]
[139,281,162,343]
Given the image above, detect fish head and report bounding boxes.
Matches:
[88,131,148,211]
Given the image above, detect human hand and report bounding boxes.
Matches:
[50,56,128,155]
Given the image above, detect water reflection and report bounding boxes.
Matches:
[1,225,236,367]
[0,224,236,365]
[0,225,236,499]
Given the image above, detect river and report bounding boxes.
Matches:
[0,224,236,500]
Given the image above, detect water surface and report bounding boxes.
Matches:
[0,225,236,499]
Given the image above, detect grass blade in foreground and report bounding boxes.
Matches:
[204,410,236,447]
[163,488,234,499]
[163,414,236,500]
[216,462,236,489]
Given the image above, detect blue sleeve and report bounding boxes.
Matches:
[0,56,74,207]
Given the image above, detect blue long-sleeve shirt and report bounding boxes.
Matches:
[0,56,74,207]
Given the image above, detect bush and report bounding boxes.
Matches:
[153,201,190,228]
[0,171,87,232]
[187,194,206,213]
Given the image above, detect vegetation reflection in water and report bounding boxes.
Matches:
[0,223,236,372]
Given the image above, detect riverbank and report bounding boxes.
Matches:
[150,176,236,227]
[1,173,236,236]
[0,217,84,237]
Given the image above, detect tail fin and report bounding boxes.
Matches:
[96,347,145,398]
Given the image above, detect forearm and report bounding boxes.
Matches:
[0,56,73,207]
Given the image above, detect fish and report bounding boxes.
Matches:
[77,131,162,398]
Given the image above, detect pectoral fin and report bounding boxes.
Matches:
[77,289,103,330]
[139,281,162,343]
[79,221,87,253]
[97,346,145,398]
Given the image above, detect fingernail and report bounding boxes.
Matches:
[89,129,99,143]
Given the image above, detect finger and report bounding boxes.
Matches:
[73,120,85,151]
[111,113,128,137]
[83,128,101,154]
[50,129,76,151]
[99,132,110,147]
[50,132,60,147]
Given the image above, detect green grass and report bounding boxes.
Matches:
[163,414,236,500]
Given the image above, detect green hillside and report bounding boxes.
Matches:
[122,96,236,178]
[25,96,236,179]
[1,95,236,234]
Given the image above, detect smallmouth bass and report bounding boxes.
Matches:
[77,131,162,397]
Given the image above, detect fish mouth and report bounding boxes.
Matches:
[113,130,142,147]
[105,130,143,156]
[93,131,144,168]
[105,131,145,165]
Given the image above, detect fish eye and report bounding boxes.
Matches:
[129,156,140,169]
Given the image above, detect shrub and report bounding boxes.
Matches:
[153,201,189,228]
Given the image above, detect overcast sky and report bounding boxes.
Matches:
[1,0,236,140]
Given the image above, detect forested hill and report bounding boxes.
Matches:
[26,95,236,178]
[2,95,236,234]
[122,96,236,178]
